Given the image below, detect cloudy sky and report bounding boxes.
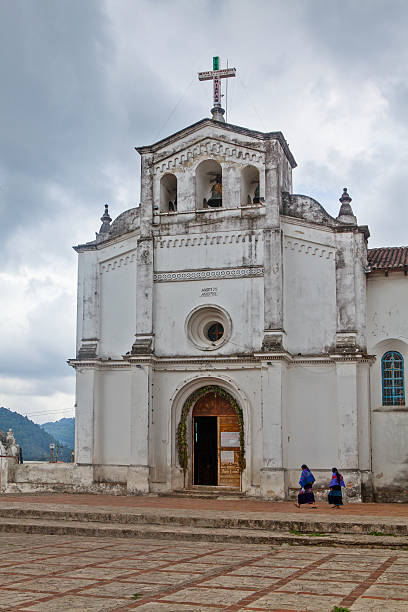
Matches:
[1,0,407,424]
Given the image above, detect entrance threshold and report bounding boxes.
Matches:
[162,486,247,500]
[191,485,239,491]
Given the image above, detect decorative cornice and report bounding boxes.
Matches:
[100,251,137,274]
[154,137,264,174]
[136,118,296,168]
[67,359,132,370]
[125,353,374,367]
[284,238,335,260]
[154,266,264,283]
[281,215,334,234]
[156,231,261,249]
[68,353,374,370]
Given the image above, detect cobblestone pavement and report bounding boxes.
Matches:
[0,533,407,611]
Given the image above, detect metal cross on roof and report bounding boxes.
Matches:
[198,56,236,122]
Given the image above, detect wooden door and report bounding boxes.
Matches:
[218,413,240,488]
[192,392,241,489]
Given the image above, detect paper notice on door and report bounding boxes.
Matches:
[221,450,235,463]
[221,431,240,447]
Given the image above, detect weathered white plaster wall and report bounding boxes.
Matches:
[153,276,263,356]
[284,364,337,469]
[371,409,408,501]
[367,274,408,349]
[99,255,136,357]
[154,231,263,272]
[283,224,336,354]
[367,272,408,500]
[94,369,131,465]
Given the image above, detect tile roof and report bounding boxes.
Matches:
[368,247,408,271]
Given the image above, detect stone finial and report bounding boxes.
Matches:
[211,106,225,122]
[99,204,112,234]
[337,187,357,224]
[340,187,352,205]
[6,428,19,457]
[6,429,16,445]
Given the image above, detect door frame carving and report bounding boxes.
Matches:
[176,385,246,486]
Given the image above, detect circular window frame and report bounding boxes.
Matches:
[185,305,232,351]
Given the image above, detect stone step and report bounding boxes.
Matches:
[159,487,247,499]
[0,517,407,549]
[0,506,407,536]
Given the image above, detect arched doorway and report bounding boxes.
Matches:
[177,386,245,489]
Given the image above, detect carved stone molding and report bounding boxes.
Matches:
[68,352,374,370]
[334,331,365,355]
[100,251,137,274]
[156,232,261,249]
[284,238,335,260]
[131,334,155,356]
[154,266,264,283]
[154,138,264,174]
[77,342,98,359]
[261,331,285,353]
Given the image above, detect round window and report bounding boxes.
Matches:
[206,322,224,342]
[186,305,231,351]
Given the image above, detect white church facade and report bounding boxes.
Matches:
[69,86,408,502]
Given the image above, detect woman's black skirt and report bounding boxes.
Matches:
[298,485,315,505]
[328,485,343,505]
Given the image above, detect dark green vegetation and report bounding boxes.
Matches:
[0,407,73,461]
[41,417,74,448]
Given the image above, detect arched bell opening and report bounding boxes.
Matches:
[160,173,177,212]
[240,165,260,205]
[176,385,245,489]
[195,160,223,209]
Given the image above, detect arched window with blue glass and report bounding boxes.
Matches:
[382,351,405,406]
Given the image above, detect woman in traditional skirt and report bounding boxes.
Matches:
[295,464,317,508]
[328,467,345,508]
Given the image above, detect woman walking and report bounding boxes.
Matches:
[328,467,345,508]
[295,464,317,508]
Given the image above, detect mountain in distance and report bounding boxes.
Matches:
[0,407,72,461]
[41,417,75,449]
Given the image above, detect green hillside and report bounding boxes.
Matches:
[41,417,75,448]
[0,407,72,461]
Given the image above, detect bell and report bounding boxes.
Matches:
[253,184,260,204]
[207,176,223,207]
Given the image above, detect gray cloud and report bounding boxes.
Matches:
[1,0,407,421]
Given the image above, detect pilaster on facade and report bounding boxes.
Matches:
[335,361,359,471]
[139,152,154,237]
[132,235,154,355]
[335,227,369,354]
[264,139,283,229]
[75,368,97,466]
[77,250,100,359]
[263,226,284,351]
[128,363,151,494]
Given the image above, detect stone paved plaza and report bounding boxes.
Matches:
[0,532,407,611]
[2,493,408,518]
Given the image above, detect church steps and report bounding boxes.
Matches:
[158,488,247,500]
[0,516,407,549]
[0,506,407,537]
